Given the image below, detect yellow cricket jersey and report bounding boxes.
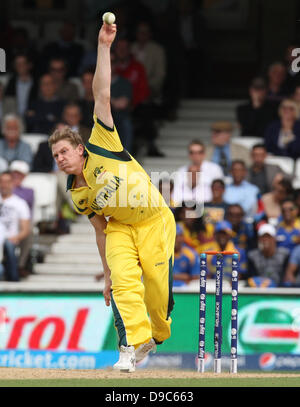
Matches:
[67,116,167,224]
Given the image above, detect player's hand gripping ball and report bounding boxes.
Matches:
[102,12,116,25]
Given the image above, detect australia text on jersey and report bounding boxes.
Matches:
[91,164,205,217]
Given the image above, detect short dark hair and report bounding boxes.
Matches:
[188,140,205,151]
[252,143,267,151]
[280,198,296,208]
[278,178,294,195]
[226,204,245,216]
[212,179,225,189]
[231,160,246,169]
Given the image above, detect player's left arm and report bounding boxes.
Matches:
[92,22,117,129]
[89,213,112,306]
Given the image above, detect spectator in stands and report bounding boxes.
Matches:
[276,199,300,253]
[204,179,228,224]
[158,178,175,208]
[0,114,32,166]
[10,160,34,276]
[0,171,31,281]
[225,204,256,252]
[174,202,214,254]
[41,21,84,77]
[266,62,288,104]
[205,221,247,281]
[0,83,17,128]
[247,223,290,287]
[62,103,90,144]
[284,244,300,286]
[9,27,39,71]
[264,98,300,158]
[48,58,79,102]
[10,160,34,215]
[4,54,38,119]
[172,140,223,205]
[132,21,166,104]
[110,51,133,152]
[173,223,200,287]
[78,68,94,129]
[292,84,300,111]
[205,121,250,175]
[262,177,294,221]
[115,38,163,156]
[26,74,65,134]
[236,77,277,138]
[224,160,260,217]
[247,144,289,194]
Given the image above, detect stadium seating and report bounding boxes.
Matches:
[22,173,57,224]
[21,133,48,155]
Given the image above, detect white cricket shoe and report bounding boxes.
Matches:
[135,338,157,363]
[113,345,136,373]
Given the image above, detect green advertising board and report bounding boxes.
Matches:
[103,293,300,355]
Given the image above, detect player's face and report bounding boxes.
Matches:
[52,140,84,174]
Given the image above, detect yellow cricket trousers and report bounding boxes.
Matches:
[105,207,176,348]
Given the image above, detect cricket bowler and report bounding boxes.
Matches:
[49,22,176,372]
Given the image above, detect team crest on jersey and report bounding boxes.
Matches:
[79,198,88,205]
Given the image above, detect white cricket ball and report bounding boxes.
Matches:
[102,12,116,25]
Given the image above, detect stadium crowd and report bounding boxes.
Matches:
[1,1,300,287]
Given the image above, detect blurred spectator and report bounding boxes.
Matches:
[5,54,38,118]
[176,0,206,97]
[224,160,260,217]
[132,21,166,103]
[158,178,175,208]
[0,83,17,128]
[9,27,39,71]
[110,51,133,152]
[236,77,277,138]
[174,203,214,254]
[26,74,65,134]
[115,38,163,156]
[284,244,300,286]
[173,223,200,287]
[40,21,84,77]
[206,121,250,175]
[10,160,34,276]
[262,177,294,220]
[48,58,79,102]
[0,171,30,281]
[62,103,90,144]
[247,144,289,194]
[10,160,34,215]
[172,140,223,205]
[32,140,55,173]
[205,221,247,281]
[247,223,289,287]
[225,204,256,252]
[264,98,300,158]
[276,199,300,253]
[78,68,94,129]
[204,179,228,224]
[266,62,288,104]
[0,114,32,166]
[292,84,300,111]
